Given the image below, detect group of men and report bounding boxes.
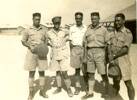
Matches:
[21,12,135,100]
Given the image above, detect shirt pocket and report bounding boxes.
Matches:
[117,36,125,47]
[96,33,105,44]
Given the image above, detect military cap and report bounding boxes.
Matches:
[91,12,100,17]
[52,16,61,23]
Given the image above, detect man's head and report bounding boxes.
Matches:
[91,12,100,27]
[75,12,83,26]
[52,16,61,30]
[32,13,41,28]
[114,13,125,30]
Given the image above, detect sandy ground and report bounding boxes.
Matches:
[0,35,136,100]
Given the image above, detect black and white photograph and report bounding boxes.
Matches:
[0,0,136,100]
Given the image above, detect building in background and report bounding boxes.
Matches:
[101,3,136,43]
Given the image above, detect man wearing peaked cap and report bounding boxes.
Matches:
[47,16,73,97]
[52,16,61,23]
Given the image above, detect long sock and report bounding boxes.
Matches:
[75,76,81,88]
[39,77,45,90]
[28,77,34,88]
[64,79,71,89]
[88,80,95,94]
[56,76,62,87]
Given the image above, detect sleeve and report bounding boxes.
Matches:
[22,29,29,42]
[124,30,133,48]
[69,27,72,41]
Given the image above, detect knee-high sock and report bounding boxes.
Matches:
[56,76,62,87]
[39,77,45,90]
[64,78,71,89]
[28,77,34,93]
[75,75,81,88]
[88,80,95,94]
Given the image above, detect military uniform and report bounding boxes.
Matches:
[84,25,110,74]
[69,24,87,68]
[108,27,133,81]
[22,25,48,71]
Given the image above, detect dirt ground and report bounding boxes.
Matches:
[0,35,136,100]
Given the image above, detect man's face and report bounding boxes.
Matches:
[114,16,125,29]
[75,14,83,26]
[33,16,41,27]
[91,15,100,27]
[53,22,61,30]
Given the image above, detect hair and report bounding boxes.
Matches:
[91,12,100,18]
[115,13,125,20]
[32,12,41,18]
[75,12,83,17]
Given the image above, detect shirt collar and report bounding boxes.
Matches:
[115,26,126,33]
[30,25,42,30]
[89,24,101,30]
[74,24,85,29]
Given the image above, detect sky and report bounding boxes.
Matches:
[0,0,136,27]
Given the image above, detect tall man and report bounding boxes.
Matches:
[69,12,87,95]
[108,13,135,100]
[21,13,48,100]
[82,12,109,99]
[47,16,73,97]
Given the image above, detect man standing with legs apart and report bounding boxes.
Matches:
[69,12,87,95]
[21,13,48,100]
[82,12,109,99]
[108,13,135,100]
[47,16,73,97]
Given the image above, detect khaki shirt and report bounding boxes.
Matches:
[47,28,70,60]
[22,25,48,49]
[84,25,109,48]
[109,27,133,68]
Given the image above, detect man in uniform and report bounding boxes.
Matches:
[47,16,73,97]
[69,12,88,95]
[21,13,48,100]
[82,12,109,99]
[108,13,135,100]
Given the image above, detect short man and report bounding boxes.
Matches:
[21,13,48,100]
[82,12,109,99]
[108,13,135,100]
[47,16,73,97]
[69,12,87,95]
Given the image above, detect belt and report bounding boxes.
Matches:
[87,46,105,49]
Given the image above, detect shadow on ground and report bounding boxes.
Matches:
[32,75,124,100]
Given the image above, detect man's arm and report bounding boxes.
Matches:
[21,29,30,49]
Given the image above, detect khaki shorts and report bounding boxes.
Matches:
[118,55,132,81]
[87,48,106,75]
[24,50,48,71]
[70,46,83,69]
[49,58,70,72]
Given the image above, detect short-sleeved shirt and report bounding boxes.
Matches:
[109,27,133,80]
[47,28,70,60]
[69,24,87,46]
[84,25,109,48]
[22,25,48,49]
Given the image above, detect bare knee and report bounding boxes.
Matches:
[29,71,35,78]
[38,71,45,77]
[62,71,69,79]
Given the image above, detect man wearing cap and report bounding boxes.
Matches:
[47,16,73,97]
[21,13,48,100]
[82,12,109,99]
[108,13,135,100]
[69,12,88,95]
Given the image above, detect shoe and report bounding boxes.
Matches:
[39,90,48,98]
[53,87,62,94]
[74,87,80,95]
[81,93,94,100]
[67,88,73,97]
